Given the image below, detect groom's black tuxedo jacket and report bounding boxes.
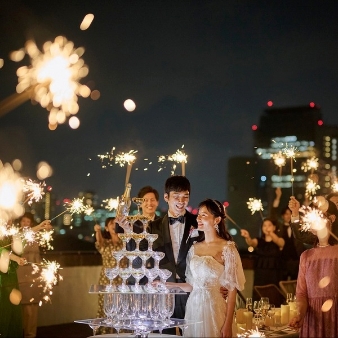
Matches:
[147,211,201,282]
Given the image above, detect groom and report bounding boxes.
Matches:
[147,175,201,322]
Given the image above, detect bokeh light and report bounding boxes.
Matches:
[80,14,94,30]
[124,99,136,112]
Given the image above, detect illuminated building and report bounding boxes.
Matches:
[228,103,338,247]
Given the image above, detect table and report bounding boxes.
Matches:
[88,334,177,338]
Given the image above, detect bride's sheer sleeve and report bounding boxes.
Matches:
[185,245,194,285]
[219,241,246,291]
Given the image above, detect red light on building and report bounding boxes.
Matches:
[317,120,323,126]
[309,102,315,108]
[192,208,198,215]
[252,125,258,131]
[47,185,52,191]
[223,201,229,207]
[267,101,273,107]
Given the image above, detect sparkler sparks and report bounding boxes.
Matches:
[271,151,286,177]
[299,206,326,232]
[13,36,89,129]
[168,146,188,176]
[331,181,338,192]
[301,156,319,173]
[282,144,299,195]
[22,179,46,205]
[247,198,264,215]
[50,197,86,221]
[305,178,320,199]
[102,197,119,211]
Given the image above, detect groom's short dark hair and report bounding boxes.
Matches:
[164,175,191,195]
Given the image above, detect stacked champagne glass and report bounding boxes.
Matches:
[78,194,195,337]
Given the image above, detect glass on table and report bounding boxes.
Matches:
[286,292,293,303]
[88,318,101,336]
[103,293,114,324]
[246,297,253,312]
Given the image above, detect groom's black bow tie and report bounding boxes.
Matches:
[169,215,185,225]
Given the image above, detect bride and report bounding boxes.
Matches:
[168,198,246,338]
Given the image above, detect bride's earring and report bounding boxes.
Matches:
[214,224,219,233]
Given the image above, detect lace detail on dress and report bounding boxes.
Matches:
[219,241,246,291]
[185,245,194,285]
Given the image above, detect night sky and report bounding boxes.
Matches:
[1,0,338,211]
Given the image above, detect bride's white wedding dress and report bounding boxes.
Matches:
[184,241,245,338]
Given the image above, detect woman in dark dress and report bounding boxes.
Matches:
[241,218,285,287]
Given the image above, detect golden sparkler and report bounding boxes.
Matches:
[282,144,298,195]
[102,197,119,211]
[50,197,86,221]
[6,36,90,129]
[301,156,319,174]
[299,206,326,232]
[331,181,338,192]
[168,145,188,176]
[271,151,286,177]
[115,150,138,186]
[305,178,320,199]
[22,179,46,205]
[247,198,264,220]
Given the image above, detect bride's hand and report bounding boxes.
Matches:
[220,323,232,338]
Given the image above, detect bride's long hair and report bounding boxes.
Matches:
[198,198,233,241]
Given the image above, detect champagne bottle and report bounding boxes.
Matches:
[116,183,132,216]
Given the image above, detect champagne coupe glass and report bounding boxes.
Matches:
[104,267,119,291]
[145,234,158,251]
[138,251,152,269]
[144,268,159,293]
[132,197,144,214]
[132,268,145,292]
[88,318,101,336]
[152,251,165,269]
[117,233,132,251]
[157,268,172,293]
[125,251,138,269]
[112,250,125,268]
[118,268,132,292]
[132,233,146,252]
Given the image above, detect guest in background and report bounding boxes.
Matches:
[94,217,126,335]
[289,194,338,246]
[241,218,284,297]
[289,213,338,337]
[0,220,26,338]
[271,188,306,281]
[17,212,52,338]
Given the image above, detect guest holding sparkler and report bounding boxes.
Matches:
[17,212,52,338]
[289,212,338,337]
[241,218,284,293]
[271,188,306,281]
[93,217,126,335]
[289,194,338,245]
